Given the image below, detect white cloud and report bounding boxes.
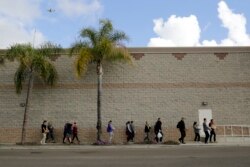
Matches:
[0,18,46,48]
[148,15,201,47]
[217,1,250,46]
[0,0,46,49]
[56,0,102,18]
[202,40,218,46]
[0,0,41,23]
[148,1,250,47]
[148,38,175,47]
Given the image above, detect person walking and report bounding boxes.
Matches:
[193,121,200,142]
[154,118,162,143]
[40,120,48,144]
[126,121,132,142]
[63,122,67,143]
[209,119,217,143]
[64,121,73,144]
[47,122,55,143]
[177,117,186,144]
[144,121,151,142]
[71,122,80,144]
[203,118,210,144]
[130,121,135,142]
[107,120,115,144]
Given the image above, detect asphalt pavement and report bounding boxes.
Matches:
[0,143,250,167]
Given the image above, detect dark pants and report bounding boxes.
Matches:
[47,131,54,141]
[126,131,133,142]
[72,133,80,143]
[63,133,72,143]
[144,132,150,141]
[205,131,210,143]
[194,132,200,141]
[155,132,163,143]
[155,136,162,143]
[131,132,135,141]
[179,130,186,143]
[210,129,216,142]
[63,132,66,143]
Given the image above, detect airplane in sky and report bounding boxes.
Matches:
[47,8,55,13]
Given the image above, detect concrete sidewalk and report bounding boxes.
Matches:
[1,142,250,150]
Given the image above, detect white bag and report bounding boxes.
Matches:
[157,131,162,138]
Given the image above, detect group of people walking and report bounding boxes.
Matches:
[63,121,80,144]
[125,119,163,144]
[41,117,217,145]
[126,118,163,143]
[142,117,217,144]
[176,117,217,144]
[202,118,217,144]
[40,120,80,145]
[125,121,135,142]
[40,120,55,144]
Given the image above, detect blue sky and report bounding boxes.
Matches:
[0,0,250,48]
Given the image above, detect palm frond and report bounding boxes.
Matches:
[6,44,33,62]
[99,19,113,38]
[38,42,62,59]
[104,46,133,64]
[14,64,28,94]
[110,31,129,43]
[75,48,93,78]
[93,38,112,62]
[69,41,89,56]
[31,54,58,86]
[44,62,58,86]
[32,54,47,79]
[80,28,97,46]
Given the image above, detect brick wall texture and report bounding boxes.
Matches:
[0,47,250,144]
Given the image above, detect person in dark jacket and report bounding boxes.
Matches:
[63,121,72,144]
[63,122,67,143]
[154,118,163,143]
[46,122,55,143]
[177,117,186,144]
[130,121,135,142]
[203,118,211,144]
[126,121,132,142]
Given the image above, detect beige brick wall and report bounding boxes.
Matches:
[0,47,250,144]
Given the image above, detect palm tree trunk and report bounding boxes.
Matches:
[96,62,103,141]
[21,72,33,144]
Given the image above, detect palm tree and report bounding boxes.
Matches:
[70,19,132,142]
[6,42,61,144]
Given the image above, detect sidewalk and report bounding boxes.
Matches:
[1,142,250,150]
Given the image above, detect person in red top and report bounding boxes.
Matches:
[71,122,80,144]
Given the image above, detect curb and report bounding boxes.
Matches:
[1,143,250,150]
